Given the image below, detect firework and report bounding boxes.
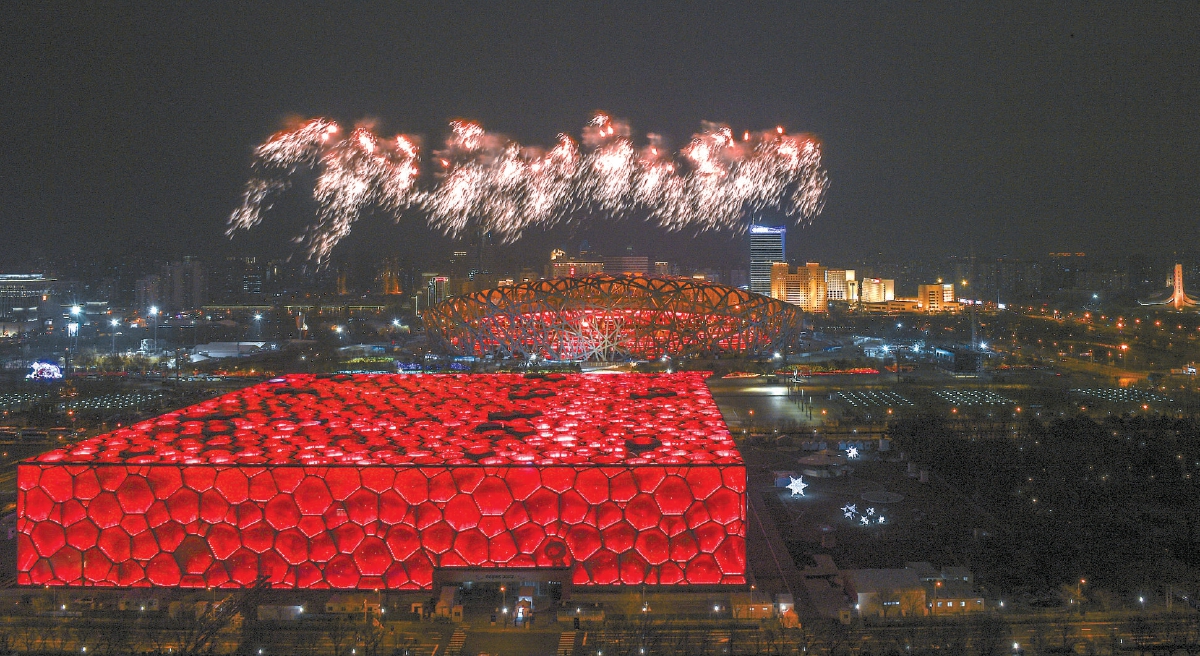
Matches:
[227,118,421,263]
[305,127,421,263]
[229,112,828,263]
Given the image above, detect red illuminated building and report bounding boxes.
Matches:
[424,275,805,361]
[17,373,746,589]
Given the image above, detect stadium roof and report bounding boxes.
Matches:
[31,373,739,467]
[425,274,805,361]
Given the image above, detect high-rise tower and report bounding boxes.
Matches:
[1138,263,1197,310]
[749,226,785,295]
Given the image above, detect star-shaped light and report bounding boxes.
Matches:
[841,503,857,515]
[877,516,886,524]
[846,446,859,459]
[786,476,808,497]
[844,510,856,519]
[866,507,875,516]
[860,516,870,525]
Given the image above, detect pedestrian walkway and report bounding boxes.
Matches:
[556,630,577,656]
[447,628,467,656]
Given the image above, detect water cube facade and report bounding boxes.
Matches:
[18,373,745,588]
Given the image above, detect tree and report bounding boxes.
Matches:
[814,619,854,656]
[1127,616,1155,656]
[357,619,387,656]
[875,589,899,620]
[965,614,1009,656]
[327,616,353,656]
[1052,614,1076,650]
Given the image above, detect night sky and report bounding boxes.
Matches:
[3,3,1199,269]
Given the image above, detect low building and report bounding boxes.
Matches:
[929,582,985,615]
[118,595,160,612]
[860,299,920,313]
[934,348,981,374]
[326,594,381,615]
[258,604,305,621]
[797,451,850,478]
[843,569,927,618]
[905,562,984,615]
[802,555,854,624]
[731,591,775,620]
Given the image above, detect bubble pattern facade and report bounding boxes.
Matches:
[17,373,746,589]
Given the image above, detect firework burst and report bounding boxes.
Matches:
[229,112,828,263]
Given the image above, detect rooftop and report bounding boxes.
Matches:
[29,373,739,467]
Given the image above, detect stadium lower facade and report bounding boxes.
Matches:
[424,274,804,361]
[18,373,746,589]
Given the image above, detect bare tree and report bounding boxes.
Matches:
[100,618,135,652]
[357,618,387,656]
[875,589,899,620]
[970,614,1009,656]
[327,616,353,656]
[1052,614,1076,650]
[1127,616,1155,656]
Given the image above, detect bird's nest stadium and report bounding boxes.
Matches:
[424,274,805,361]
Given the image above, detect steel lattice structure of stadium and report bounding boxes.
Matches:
[425,274,804,361]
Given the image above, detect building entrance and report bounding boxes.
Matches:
[433,568,569,626]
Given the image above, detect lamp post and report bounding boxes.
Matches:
[149,306,159,352]
[69,305,82,374]
[110,319,119,356]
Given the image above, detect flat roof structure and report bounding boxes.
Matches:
[18,373,746,590]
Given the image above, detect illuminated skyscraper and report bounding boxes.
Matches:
[770,262,828,313]
[1138,263,1197,310]
[749,226,785,295]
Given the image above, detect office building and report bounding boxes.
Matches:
[770,262,828,313]
[550,259,605,279]
[422,273,449,306]
[0,274,55,321]
[138,257,207,311]
[749,226,786,295]
[917,283,956,312]
[603,255,651,274]
[859,278,895,303]
[826,269,854,302]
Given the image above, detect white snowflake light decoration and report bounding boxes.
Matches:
[846,446,859,459]
[786,476,809,497]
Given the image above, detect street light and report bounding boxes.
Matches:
[149,306,159,352]
[110,318,120,355]
[68,305,82,373]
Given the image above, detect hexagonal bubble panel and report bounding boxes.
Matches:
[28,373,741,468]
[19,461,745,589]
